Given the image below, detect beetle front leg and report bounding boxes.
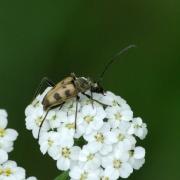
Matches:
[82,92,110,107]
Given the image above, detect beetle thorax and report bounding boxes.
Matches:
[74,77,92,93]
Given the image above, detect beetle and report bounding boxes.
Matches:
[42,73,105,112]
[33,45,135,139]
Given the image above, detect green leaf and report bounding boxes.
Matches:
[54,171,69,180]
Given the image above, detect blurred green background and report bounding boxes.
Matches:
[0,0,180,180]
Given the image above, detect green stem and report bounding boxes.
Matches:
[54,171,69,180]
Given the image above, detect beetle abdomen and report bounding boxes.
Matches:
[42,83,77,110]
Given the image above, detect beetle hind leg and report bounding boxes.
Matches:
[74,96,80,131]
[33,77,55,101]
[90,87,94,109]
[37,109,51,140]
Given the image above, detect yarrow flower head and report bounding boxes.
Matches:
[0,109,37,180]
[25,88,148,179]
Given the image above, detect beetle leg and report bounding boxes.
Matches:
[75,96,79,130]
[33,77,55,100]
[90,87,94,109]
[82,93,110,107]
[38,102,65,140]
[37,108,51,140]
[59,102,65,110]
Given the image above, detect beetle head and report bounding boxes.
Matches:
[91,82,104,94]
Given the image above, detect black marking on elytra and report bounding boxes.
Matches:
[42,98,50,110]
[54,93,61,100]
[62,85,66,89]
[65,90,71,97]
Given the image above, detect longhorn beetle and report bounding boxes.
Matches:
[34,45,136,139]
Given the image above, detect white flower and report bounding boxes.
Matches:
[0,109,8,118]
[106,106,133,128]
[102,144,133,179]
[107,122,136,146]
[25,107,50,139]
[100,168,118,180]
[84,123,113,155]
[0,112,8,129]
[128,117,148,139]
[78,93,94,106]
[0,128,18,142]
[79,144,101,170]
[0,110,18,154]
[0,160,37,180]
[46,110,60,129]
[25,86,51,117]
[0,160,26,180]
[58,114,76,137]
[25,88,148,179]
[57,127,74,147]
[61,98,81,116]
[49,145,80,171]
[25,98,43,117]
[39,131,61,155]
[69,164,100,180]
[0,112,18,142]
[0,149,8,164]
[0,140,14,153]
[78,104,106,135]
[99,91,127,107]
[129,146,145,170]
[26,177,37,180]
[0,108,38,180]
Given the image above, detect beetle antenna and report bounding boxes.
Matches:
[98,44,136,82]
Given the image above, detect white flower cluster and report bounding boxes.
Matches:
[25,88,148,180]
[0,109,37,180]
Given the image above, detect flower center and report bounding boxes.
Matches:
[84,99,91,105]
[95,133,104,143]
[48,139,54,147]
[129,150,134,157]
[61,147,71,158]
[101,177,110,180]
[117,133,125,141]
[87,153,94,161]
[134,124,141,128]
[35,116,43,126]
[65,123,75,129]
[80,171,88,180]
[114,112,122,120]
[112,100,118,106]
[52,115,56,120]
[0,128,6,137]
[84,115,94,124]
[69,103,74,109]
[4,168,12,176]
[0,169,3,175]
[113,159,121,169]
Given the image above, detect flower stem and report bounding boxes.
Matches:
[54,171,69,180]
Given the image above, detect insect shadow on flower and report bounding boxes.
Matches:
[32,45,136,139]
